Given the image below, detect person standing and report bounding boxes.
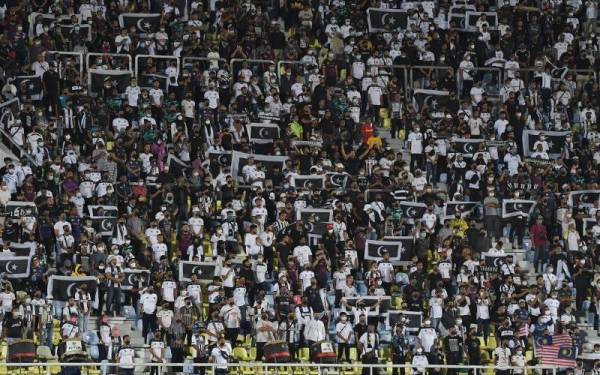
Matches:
[140,286,159,343]
[530,217,548,272]
[335,312,354,362]
[42,63,60,117]
[105,257,124,317]
[359,324,380,375]
[149,331,165,375]
[210,335,232,375]
[116,335,135,375]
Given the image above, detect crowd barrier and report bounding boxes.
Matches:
[0,362,561,375]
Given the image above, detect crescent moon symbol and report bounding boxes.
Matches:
[377,246,386,257]
[258,127,270,138]
[137,19,149,33]
[191,266,203,276]
[305,223,314,233]
[493,257,503,267]
[5,261,15,274]
[67,283,75,298]
[101,219,112,231]
[303,180,313,189]
[407,207,417,218]
[465,143,475,153]
[128,273,136,286]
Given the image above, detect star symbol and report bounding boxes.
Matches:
[10,264,17,271]
[430,99,438,110]
[547,140,554,150]
[143,22,151,31]
[112,80,119,88]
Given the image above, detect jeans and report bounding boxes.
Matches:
[106,287,122,315]
[79,314,89,334]
[477,318,490,344]
[533,244,548,272]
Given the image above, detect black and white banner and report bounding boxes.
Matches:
[121,269,150,291]
[501,199,537,218]
[178,261,217,283]
[209,151,233,168]
[413,89,451,113]
[247,123,280,143]
[481,252,507,274]
[91,217,117,237]
[88,205,119,218]
[366,8,408,32]
[89,69,133,96]
[388,310,423,332]
[138,74,169,91]
[118,13,162,33]
[230,151,288,182]
[399,201,427,220]
[291,175,325,190]
[0,255,31,278]
[567,190,600,207]
[296,208,334,223]
[14,75,44,100]
[443,201,480,219]
[364,240,403,261]
[522,130,571,158]
[383,236,415,262]
[2,201,37,218]
[8,242,36,257]
[47,276,98,301]
[451,137,486,155]
[583,218,597,233]
[465,11,498,31]
[326,173,349,189]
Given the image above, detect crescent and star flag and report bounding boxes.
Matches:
[366,8,408,32]
[296,208,333,223]
[0,256,31,278]
[399,201,427,219]
[567,190,600,207]
[481,252,507,272]
[443,201,480,219]
[413,89,451,113]
[89,69,133,96]
[14,75,44,100]
[2,201,37,218]
[522,130,571,158]
[118,13,162,34]
[121,269,150,290]
[178,261,217,283]
[365,240,403,261]
[166,154,192,176]
[534,333,576,367]
[247,123,280,143]
[91,217,117,237]
[209,151,232,168]
[450,137,486,155]
[47,276,98,301]
[326,173,349,189]
[0,98,21,117]
[388,310,423,332]
[291,175,325,190]
[343,296,391,313]
[501,199,537,218]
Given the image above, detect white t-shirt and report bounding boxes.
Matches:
[408,132,423,154]
[418,327,438,352]
[161,281,177,302]
[140,293,158,314]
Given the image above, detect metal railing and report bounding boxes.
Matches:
[134,54,180,79]
[86,52,133,72]
[0,362,561,375]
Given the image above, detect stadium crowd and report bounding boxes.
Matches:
[0,0,599,374]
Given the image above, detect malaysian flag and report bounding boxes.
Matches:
[534,333,576,367]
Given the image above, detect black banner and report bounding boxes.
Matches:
[304,221,331,236]
[178,261,217,282]
[388,310,422,332]
[0,256,30,278]
[365,240,403,261]
[399,202,427,219]
[91,217,117,237]
[88,205,119,217]
[291,175,325,190]
[118,13,162,33]
[296,208,333,223]
[501,199,537,218]
[366,8,408,32]
[47,276,98,301]
[444,201,480,219]
[121,269,150,291]
[413,89,451,113]
[248,123,280,141]
[451,138,486,154]
[522,130,571,158]
[2,201,37,218]
[209,151,232,168]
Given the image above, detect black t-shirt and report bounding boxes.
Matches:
[5,316,22,338]
[465,337,481,363]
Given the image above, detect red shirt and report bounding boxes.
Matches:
[530,223,547,247]
[361,122,374,143]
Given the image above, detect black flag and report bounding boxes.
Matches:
[451,138,486,154]
[247,123,280,142]
[388,310,423,332]
[14,75,44,99]
[8,242,36,257]
[292,175,325,190]
[364,240,402,261]
[0,256,31,278]
[88,205,119,217]
[502,199,537,218]
[444,201,480,219]
[399,202,427,219]
[327,173,349,188]
[231,152,288,182]
[118,13,162,33]
[89,69,132,95]
[47,276,98,301]
[179,261,217,283]
[121,269,150,291]
[166,154,192,176]
[2,201,37,218]
[304,221,331,236]
[413,89,452,113]
[91,217,117,236]
[209,151,232,168]
[366,8,408,32]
